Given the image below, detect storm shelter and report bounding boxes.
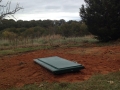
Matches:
[34,56,84,74]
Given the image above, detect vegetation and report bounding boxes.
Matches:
[0,19,90,49]
[0,19,89,37]
[80,0,120,41]
[7,71,120,90]
[0,35,98,56]
[0,0,120,90]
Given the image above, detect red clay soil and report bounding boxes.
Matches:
[0,45,120,89]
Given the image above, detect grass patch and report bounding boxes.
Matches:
[0,45,52,56]
[0,50,15,56]
[8,71,120,90]
[0,36,98,56]
[1,35,119,56]
[78,72,120,90]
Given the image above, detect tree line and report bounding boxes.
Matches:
[0,19,89,40]
[1,0,120,43]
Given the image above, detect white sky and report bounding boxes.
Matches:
[1,0,85,21]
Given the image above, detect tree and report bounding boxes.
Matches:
[80,0,120,41]
[0,0,23,22]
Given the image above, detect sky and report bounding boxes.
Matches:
[1,0,85,21]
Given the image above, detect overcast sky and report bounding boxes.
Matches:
[1,0,85,21]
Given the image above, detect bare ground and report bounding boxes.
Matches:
[0,45,120,89]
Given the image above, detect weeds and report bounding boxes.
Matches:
[0,35,98,56]
[8,71,120,90]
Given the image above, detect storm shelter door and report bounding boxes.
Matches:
[34,56,84,74]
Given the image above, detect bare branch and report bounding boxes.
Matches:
[0,0,23,22]
[0,1,9,7]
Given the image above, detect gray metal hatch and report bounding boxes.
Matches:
[34,56,84,74]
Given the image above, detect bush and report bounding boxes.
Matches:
[80,0,120,42]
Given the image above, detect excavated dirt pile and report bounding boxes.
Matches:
[0,45,120,89]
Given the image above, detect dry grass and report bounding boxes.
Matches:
[0,35,98,50]
[0,35,98,56]
[7,71,120,90]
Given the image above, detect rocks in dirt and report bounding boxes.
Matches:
[39,84,44,87]
[107,81,114,84]
[18,61,27,66]
[17,61,27,71]
[1,68,5,72]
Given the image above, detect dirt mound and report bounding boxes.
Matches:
[0,45,120,89]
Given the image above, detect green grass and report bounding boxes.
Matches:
[0,36,98,56]
[0,50,15,56]
[1,35,119,56]
[7,71,120,90]
[0,45,52,56]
